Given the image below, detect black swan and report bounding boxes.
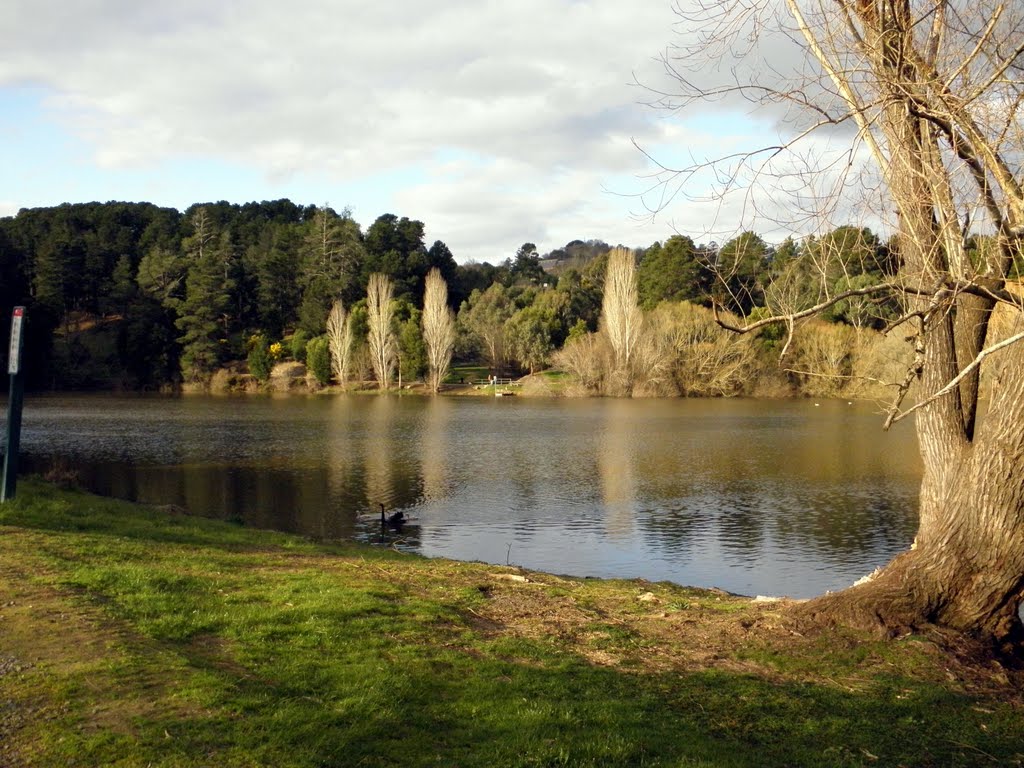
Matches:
[380,503,405,527]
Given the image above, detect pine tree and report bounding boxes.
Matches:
[175,209,232,384]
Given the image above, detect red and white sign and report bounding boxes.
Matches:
[8,307,24,375]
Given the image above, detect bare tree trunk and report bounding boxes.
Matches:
[422,268,455,394]
[804,347,1024,645]
[366,273,396,390]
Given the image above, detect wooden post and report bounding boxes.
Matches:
[2,307,26,502]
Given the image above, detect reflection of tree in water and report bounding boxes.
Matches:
[74,459,316,534]
[421,396,451,503]
[629,407,770,561]
[769,480,917,565]
[362,396,424,512]
[364,396,394,509]
[636,502,704,563]
[599,399,637,540]
[634,402,918,571]
[230,465,302,530]
[19,396,923,595]
[714,484,767,559]
[289,465,345,538]
[500,441,541,547]
[326,396,360,516]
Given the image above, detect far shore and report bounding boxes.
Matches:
[177,360,816,400]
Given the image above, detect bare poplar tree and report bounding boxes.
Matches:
[600,247,644,391]
[651,1,1024,646]
[326,298,354,389]
[422,268,456,393]
[366,273,396,390]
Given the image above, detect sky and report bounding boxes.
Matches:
[0,0,828,263]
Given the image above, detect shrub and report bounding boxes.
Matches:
[649,302,756,396]
[290,329,310,363]
[247,336,272,382]
[791,321,856,397]
[306,336,332,385]
[554,332,610,393]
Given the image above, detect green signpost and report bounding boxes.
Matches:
[2,306,26,502]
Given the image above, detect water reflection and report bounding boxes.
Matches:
[7,394,921,598]
[421,396,451,503]
[364,396,396,510]
[599,399,637,540]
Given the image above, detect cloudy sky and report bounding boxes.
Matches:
[0,0,801,263]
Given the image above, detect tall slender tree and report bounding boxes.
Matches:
[422,268,456,393]
[366,273,396,390]
[326,298,354,390]
[175,208,232,384]
[298,205,364,334]
[600,247,643,390]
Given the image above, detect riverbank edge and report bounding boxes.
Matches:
[2,480,1022,767]
[187,365,800,399]
[189,362,570,397]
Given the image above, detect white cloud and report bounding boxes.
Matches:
[1,1,875,259]
[2,2,675,169]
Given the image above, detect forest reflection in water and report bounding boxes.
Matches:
[12,393,921,598]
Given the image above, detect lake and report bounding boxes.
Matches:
[5,394,921,598]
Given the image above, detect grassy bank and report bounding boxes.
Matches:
[1,481,1021,767]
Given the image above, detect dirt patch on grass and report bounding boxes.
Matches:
[0,532,209,762]
[319,552,1024,700]
[0,552,121,764]
[465,573,794,673]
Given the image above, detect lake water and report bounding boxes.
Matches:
[5,394,921,598]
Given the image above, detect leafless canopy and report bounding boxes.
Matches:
[366,273,396,390]
[644,0,1024,425]
[422,268,456,394]
[326,299,354,389]
[600,247,644,389]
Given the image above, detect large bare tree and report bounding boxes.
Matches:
[422,268,456,393]
[366,273,396,390]
[653,0,1024,647]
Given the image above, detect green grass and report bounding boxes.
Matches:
[446,364,491,385]
[1,480,1021,767]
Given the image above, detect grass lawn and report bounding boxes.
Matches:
[1,480,1021,767]
[446,365,491,385]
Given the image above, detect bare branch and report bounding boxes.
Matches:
[887,327,1024,427]
[713,281,895,334]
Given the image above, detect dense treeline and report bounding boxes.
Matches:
[0,201,464,389]
[0,199,911,395]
